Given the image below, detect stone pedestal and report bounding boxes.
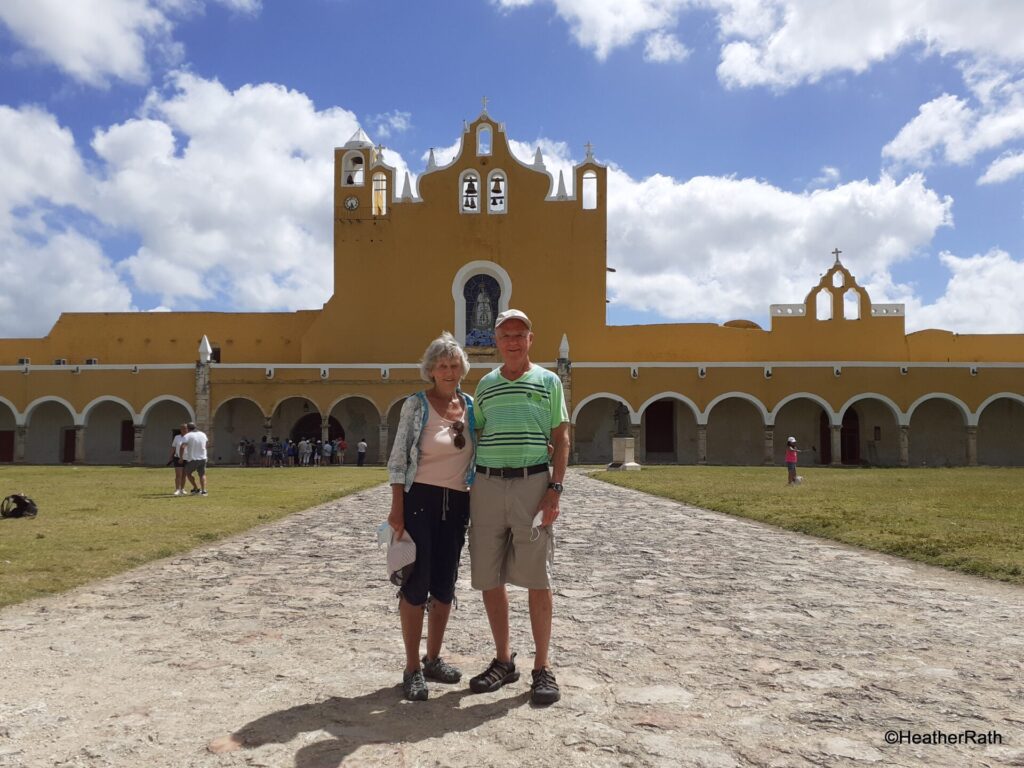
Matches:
[607,437,641,471]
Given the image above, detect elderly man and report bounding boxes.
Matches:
[468,309,570,705]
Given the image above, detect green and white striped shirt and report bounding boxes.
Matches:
[474,365,568,468]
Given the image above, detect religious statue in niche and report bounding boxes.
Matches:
[614,402,632,436]
[464,275,500,347]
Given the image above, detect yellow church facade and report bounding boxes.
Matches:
[1,110,1022,468]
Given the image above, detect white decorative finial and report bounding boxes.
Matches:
[401,171,412,200]
[584,141,594,161]
[426,148,436,171]
[533,147,545,169]
[556,170,567,199]
[374,143,385,164]
[559,333,570,359]
[199,335,212,364]
[481,95,489,114]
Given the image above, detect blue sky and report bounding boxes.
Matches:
[2,0,1024,338]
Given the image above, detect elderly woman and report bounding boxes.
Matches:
[386,331,477,701]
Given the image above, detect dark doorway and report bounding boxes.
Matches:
[62,429,76,463]
[841,408,860,465]
[0,431,13,462]
[645,400,674,455]
[290,414,345,443]
[819,412,831,465]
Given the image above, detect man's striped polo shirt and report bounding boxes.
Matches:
[474,364,568,469]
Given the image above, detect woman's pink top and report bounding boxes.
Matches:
[415,406,472,491]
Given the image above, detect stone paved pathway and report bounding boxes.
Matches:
[1,470,1022,767]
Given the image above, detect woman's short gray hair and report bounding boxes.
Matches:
[419,331,471,382]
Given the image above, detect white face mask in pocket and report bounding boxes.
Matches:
[530,510,544,542]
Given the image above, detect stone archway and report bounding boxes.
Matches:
[0,400,16,462]
[909,398,967,467]
[329,397,382,464]
[706,397,764,465]
[977,397,1024,466]
[640,398,698,464]
[25,400,76,464]
[773,397,828,465]
[573,397,621,464]
[840,397,901,466]
[142,400,193,466]
[83,400,135,465]
[212,398,266,465]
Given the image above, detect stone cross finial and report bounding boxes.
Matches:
[375,143,385,162]
[832,247,842,264]
[481,96,489,114]
[584,141,594,161]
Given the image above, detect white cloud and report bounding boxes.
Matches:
[0,105,134,336]
[0,0,258,86]
[907,249,1024,333]
[603,169,953,324]
[643,31,690,63]
[92,72,378,309]
[978,150,1024,184]
[370,110,413,139]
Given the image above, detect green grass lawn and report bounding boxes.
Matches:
[0,465,388,608]
[596,466,1024,585]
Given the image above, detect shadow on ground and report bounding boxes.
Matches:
[212,685,530,767]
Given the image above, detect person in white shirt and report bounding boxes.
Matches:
[179,422,211,496]
[357,438,368,466]
[170,424,193,496]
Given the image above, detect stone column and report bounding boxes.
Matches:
[74,425,86,464]
[830,425,842,467]
[697,424,708,465]
[966,425,978,467]
[14,425,26,463]
[763,425,774,466]
[263,417,273,442]
[898,425,909,467]
[133,424,145,466]
[321,419,330,445]
[378,423,389,465]
[194,361,211,435]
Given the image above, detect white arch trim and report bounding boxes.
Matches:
[701,392,769,426]
[82,396,139,425]
[770,392,838,427]
[571,392,638,425]
[838,392,905,426]
[141,395,197,425]
[0,395,23,424]
[451,260,512,346]
[975,392,1024,422]
[209,396,264,422]
[270,394,322,419]
[637,392,700,424]
[23,396,78,426]
[386,393,415,417]
[907,393,973,426]
[326,393,384,421]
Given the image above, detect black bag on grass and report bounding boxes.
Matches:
[1,493,38,518]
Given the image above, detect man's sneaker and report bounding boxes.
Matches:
[469,653,519,693]
[173,489,183,496]
[422,655,461,684]
[402,669,428,701]
[190,489,201,495]
[530,667,560,705]
[200,490,208,496]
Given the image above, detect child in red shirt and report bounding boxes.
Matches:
[785,436,801,485]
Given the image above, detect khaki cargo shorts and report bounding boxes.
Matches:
[469,471,554,591]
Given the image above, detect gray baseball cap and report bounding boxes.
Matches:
[494,308,532,330]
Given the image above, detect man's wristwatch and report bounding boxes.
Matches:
[548,482,563,493]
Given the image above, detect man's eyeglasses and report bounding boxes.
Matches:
[452,421,465,449]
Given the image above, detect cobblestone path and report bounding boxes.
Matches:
[1,469,1021,767]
